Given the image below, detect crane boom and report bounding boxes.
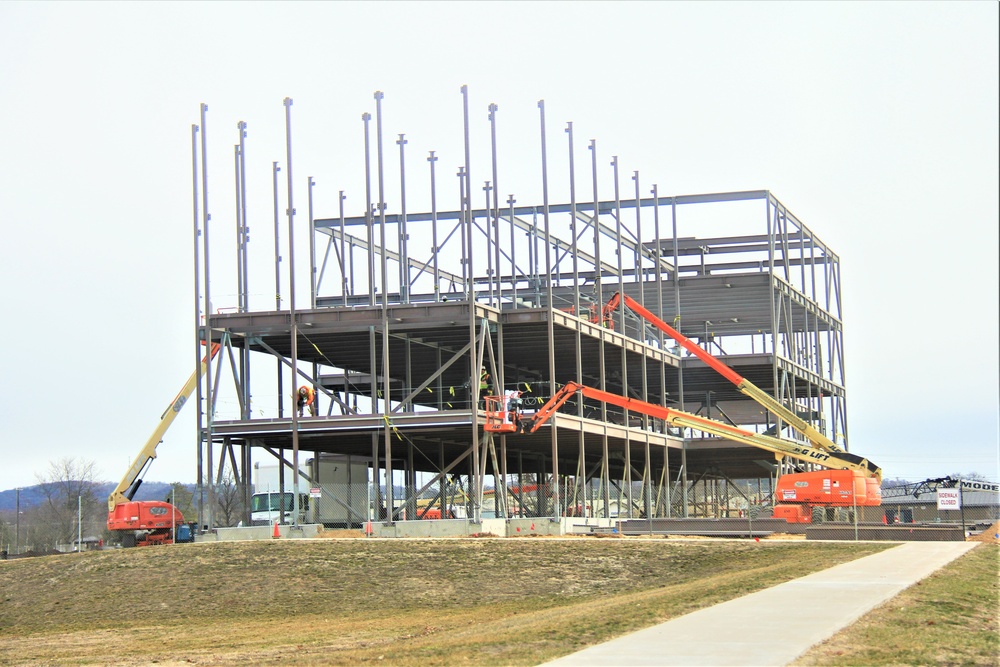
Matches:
[601,292,845,455]
[107,343,220,512]
[519,381,880,479]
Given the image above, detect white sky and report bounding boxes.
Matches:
[1,1,997,491]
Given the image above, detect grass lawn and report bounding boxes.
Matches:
[793,542,998,667]
[0,537,889,666]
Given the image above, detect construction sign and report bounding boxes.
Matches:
[937,488,961,510]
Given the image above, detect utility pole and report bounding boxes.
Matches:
[15,487,20,555]
[77,495,82,553]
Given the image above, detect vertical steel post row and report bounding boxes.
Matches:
[766,197,782,456]
[375,91,393,522]
[538,99,559,518]
[507,195,517,305]
[238,122,251,419]
[435,347,443,410]
[634,172,646,396]
[671,195,687,516]
[834,257,848,449]
[362,112,374,307]
[652,184,667,517]
[339,191,348,304]
[234,145,243,311]
[634,172,647,518]
[308,177,317,309]
[376,91,388,308]
[458,167,467,289]
[406,441,415,521]
[370,320,378,517]
[611,157,630,516]
[283,97,301,527]
[528,209,537,306]
[365,104,377,490]
[612,157,625,330]
[308,177,319,415]
[461,85,479,521]
[199,103,214,531]
[489,104,500,307]
[243,444,252,525]
[589,139,609,517]
[238,122,249,312]
[808,232,825,434]
[483,181,494,305]
[428,152,440,301]
[567,123,580,318]
[272,161,284,419]
[798,224,814,438]
[397,133,409,302]
[496,268,508,516]
[462,86,473,296]
[190,122,204,530]
[633,172,643,306]
[567,122,585,515]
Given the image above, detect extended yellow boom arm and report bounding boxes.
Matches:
[107,343,220,512]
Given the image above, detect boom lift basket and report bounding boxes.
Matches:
[483,395,518,433]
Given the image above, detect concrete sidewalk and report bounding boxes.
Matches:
[541,541,978,667]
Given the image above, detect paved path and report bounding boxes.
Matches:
[541,541,978,667]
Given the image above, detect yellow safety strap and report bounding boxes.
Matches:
[382,414,403,441]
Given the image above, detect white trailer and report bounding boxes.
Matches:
[251,455,369,528]
[251,462,311,525]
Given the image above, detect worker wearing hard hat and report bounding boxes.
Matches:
[297,386,316,417]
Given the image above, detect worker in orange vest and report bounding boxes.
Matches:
[297,386,316,417]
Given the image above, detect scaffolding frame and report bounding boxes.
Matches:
[188,92,849,532]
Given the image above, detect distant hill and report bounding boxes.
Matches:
[0,482,194,512]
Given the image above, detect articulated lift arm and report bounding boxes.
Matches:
[520,381,880,479]
[107,343,221,512]
[600,293,845,455]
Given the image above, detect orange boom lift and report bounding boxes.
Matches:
[486,293,881,523]
[106,342,220,546]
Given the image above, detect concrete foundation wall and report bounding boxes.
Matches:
[369,517,618,538]
[197,524,322,542]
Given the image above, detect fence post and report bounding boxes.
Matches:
[853,490,858,541]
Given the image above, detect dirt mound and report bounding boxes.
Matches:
[968,521,1000,544]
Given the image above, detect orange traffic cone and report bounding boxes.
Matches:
[272,522,281,539]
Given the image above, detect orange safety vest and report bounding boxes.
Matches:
[297,386,315,405]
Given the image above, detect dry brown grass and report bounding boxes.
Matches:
[0,537,890,666]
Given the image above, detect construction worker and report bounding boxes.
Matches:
[296,386,316,417]
[478,367,491,409]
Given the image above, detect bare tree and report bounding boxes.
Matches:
[165,482,196,522]
[213,474,246,527]
[34,458,104,550]
[950,471,994,482]
[0,516,11,556]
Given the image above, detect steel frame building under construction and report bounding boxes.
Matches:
[190,91,851,534]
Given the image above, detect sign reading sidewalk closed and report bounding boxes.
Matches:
[937,488,961,510]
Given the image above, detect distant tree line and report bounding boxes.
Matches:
[0,458,248,554]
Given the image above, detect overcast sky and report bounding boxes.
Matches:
[1,1,997,491]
